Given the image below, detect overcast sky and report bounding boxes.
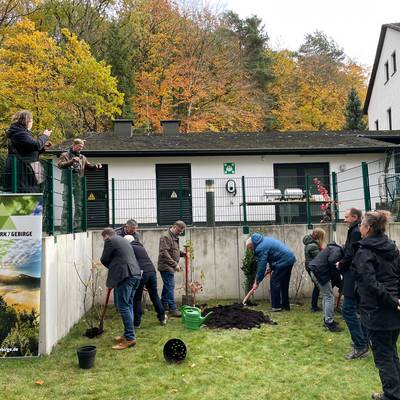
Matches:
[214,0,399,71]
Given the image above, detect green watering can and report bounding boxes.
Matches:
[180,306,213,330]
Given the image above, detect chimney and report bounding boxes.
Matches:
[160,120,181,135]
[113,119,134,137]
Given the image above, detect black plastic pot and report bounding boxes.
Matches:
[77,345,97,369]
[163,339,187,363]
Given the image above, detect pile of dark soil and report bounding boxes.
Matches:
[202,303,277,329]
[84,327,103,338]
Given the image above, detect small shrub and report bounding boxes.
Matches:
[241,248,258,293]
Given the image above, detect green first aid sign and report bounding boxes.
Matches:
[224,162,235,174]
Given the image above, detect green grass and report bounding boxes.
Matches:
[0,302,382,400]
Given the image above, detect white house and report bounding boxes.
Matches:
[364,23,400,130]
[51,120,400,228]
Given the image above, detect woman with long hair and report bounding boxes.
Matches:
[352,211,400,400]
[4,110,51,192]
[303,227,326,311]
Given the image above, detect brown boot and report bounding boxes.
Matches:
[170,309,182,317]
[112,339,136,350]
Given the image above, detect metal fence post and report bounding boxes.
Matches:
[81,177,87,232]
[361,162,371,212]
[241,176,249,234]
[11,155,17,193]
[305,175,312,229]
[45,161,54,236]
[66,169,73,233]
[111,178,116,228]
[332,172,339,230]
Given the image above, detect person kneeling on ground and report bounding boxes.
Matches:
[123,235,167,327]
[309,243,344,332]
[100,227,142,350]
[246,233,296,312]
[303,228,326,312]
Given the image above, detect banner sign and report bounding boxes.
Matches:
[0,194,43,357]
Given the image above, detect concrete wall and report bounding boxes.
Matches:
[91,225,335,304]
[40,232,93,355]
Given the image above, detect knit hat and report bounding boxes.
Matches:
[123,235,135,243]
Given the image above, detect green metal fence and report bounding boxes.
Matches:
[0,155,88,236]
[1,154,398,234]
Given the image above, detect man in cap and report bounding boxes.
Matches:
[58,138,102,231]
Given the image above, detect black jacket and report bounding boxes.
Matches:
[115,226,141,243]
[6,123,48,162]
[352,234,400,330]
[130,241,156,273]
[4,123,49,192]
[338,222,361,297]
[309,243,344,286]
[100,236,141,288]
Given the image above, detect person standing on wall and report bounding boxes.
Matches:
[352,211,400,400]
[57,139,102,231]
[246,233,296,312]
[100,227,142,350]
[4,110,52,193]
[337,208,369,360]
[158,220,186,317]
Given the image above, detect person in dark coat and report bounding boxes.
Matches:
[116,219,140,242]
[352,211,400,400]
[337,207,369,360]
[4,110,51,193]
[123,235,167,327]
[309,243,344,332]
[246,233,296,312]
[303,228,326,312]
[100,227,142,350]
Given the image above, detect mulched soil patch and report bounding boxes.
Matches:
[84,327,103,338]
[202,303,277,329]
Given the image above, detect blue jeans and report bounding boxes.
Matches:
[115,275,141,340]
[311,274,334,324]
[160,271,177,311]
[342,296,368,349]
[270,264,293,309]
[133,271,165,326]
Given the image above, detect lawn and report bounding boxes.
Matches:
[0,302,382,400]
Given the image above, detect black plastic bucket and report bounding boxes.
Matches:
[77,345,97,369]
[163,339,187,363]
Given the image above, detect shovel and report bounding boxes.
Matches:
[99,288,112,332]
[242,270,272,305]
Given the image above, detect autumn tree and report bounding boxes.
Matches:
[0,19,123,142]
[343,87,367,130]
[268,31,367,131]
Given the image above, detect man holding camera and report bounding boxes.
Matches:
[57,138,102,231]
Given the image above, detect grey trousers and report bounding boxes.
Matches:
[310,272,334,324]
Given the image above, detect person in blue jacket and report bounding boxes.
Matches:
[246,233,296,311]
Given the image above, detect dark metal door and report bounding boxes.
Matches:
[156,164,192,226]
[85,165,109,228]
